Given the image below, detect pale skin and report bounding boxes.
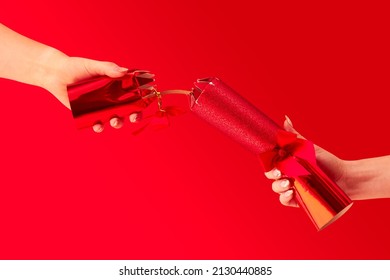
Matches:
[0,23,127,132]
[266,116,390,207]
[2,24,390,204]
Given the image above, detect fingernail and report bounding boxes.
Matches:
[272,169,281,178]
[115,66,128,73]
[110,118,118,126]
[285,115,293,127]
[129,112,141,123]
[93,124,103,133]
[280,179,290,189]
[284,190,293,197]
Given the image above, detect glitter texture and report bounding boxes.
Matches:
[191,77,279,154]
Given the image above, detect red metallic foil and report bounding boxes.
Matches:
[190,77,353,230]
[67,70,156,129]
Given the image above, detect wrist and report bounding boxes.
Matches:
[343,157,390,200]
[33,47,69,91]
[342,160,369,200]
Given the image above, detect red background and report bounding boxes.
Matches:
[1,0,390,259]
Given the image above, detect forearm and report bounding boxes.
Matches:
[0,23,67,89]
[344,155,390,200]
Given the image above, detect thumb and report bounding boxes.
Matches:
[283,115,304,138]
[284,115,329,159]
[83,59,128,78]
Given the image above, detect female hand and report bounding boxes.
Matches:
[40,52,129,133]
[0,23,130,133]
[264,116,349,207]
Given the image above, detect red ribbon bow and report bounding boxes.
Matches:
[259,130,317,177]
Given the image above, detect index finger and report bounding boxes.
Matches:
[264,168,282,180]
